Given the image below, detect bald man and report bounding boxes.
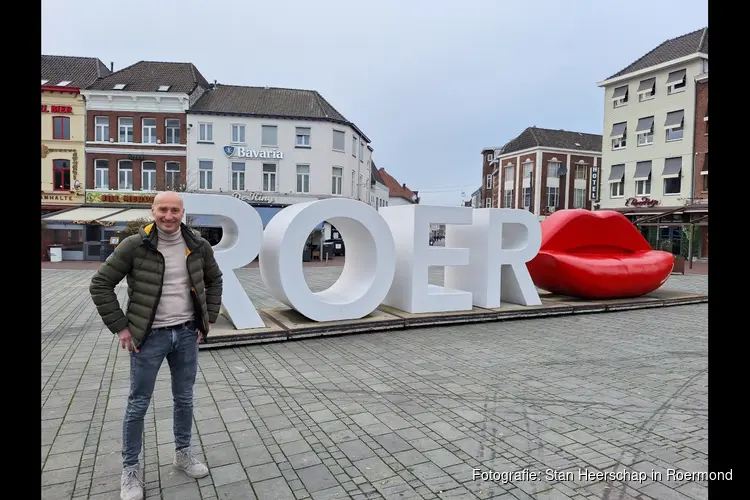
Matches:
[90,191,223,500]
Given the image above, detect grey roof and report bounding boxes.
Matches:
[371,161,385,185]
[189,85,370,142]
[606,27,708,80]
[86,60,209,94]
[496,126,602,156]
[41,55,111,88]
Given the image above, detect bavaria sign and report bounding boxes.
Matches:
[223,146,284,160]
[181,194,542,330]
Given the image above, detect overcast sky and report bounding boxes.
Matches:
[42,0,707,206]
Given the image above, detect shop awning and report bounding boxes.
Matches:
[42,207,122,223]
[99,209,153,222]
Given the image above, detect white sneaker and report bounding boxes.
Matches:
[120,465,143,500]
[173,448,209,478]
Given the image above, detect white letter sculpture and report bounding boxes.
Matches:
[444,208,542,308]
[259,198,396,322]
[181,193,266,329]
[379,205,473,314]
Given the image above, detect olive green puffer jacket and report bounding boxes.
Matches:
[89,222,223,347]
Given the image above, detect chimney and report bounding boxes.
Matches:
[110,62,114,72]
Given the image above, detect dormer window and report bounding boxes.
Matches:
[41,79,48,85]
[157,85,171,91]
[113,83,127,90]
[57,81,71,86]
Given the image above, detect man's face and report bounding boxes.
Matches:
[152,196,184,233]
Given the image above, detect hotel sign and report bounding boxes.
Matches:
[85,191,155,205]
[223,146,283,160]
[590,166,599,201]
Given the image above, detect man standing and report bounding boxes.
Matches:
[90,192,223,500]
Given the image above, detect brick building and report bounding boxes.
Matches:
[483,127,602,217]
[692,72,708,258]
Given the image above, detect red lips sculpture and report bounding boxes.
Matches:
[526,209,674,299]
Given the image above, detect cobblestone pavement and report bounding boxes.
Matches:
[42,268,708,500]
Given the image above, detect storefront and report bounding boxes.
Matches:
[41,190,155,261]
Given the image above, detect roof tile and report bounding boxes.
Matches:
[378,168,418,203]
[41,54,111,88]
[497,127,602,156]
[86,60,209,93]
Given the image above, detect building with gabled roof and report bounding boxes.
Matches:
[377,167,419,205]
[481,126,602,216]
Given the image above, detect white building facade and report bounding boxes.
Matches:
[597,28,708,216]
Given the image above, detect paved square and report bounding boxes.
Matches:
[42,267,708,499]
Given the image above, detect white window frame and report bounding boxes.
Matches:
[503,189,513,208]
[231,162,245,191]
[261,125,278,147]
[296,127,311,148]
[575,164,587,180]
[165,119,180,144]
[487,153,493,162]
[165,161,180,190]
[352,136,358,158]
[296,165,310,193]
[637,130,654,146]
[546,186,559,209]
[573,188,587,208]
[522,187,532,208]
[231,124,246,144]
[664,176,681,195]
[198,123,213,142]
[94,159,109,189]
[610,180,624,198]
[635,177,651,196]
[485,198,492,208]
[142,118,157,144]
[198,160,213,190]
[486,174,492,189]
[359,142,364,162]
[118,117,133,143]
[666,124,684,142]
[547,162,560,178]
[94,116,109,142]
[612,137,626,150]
[141,161,157,191]
[262,163,277,192]
[667,73,687,95]
[117,160,133,190]
[332,166,343,195]
[332,130,346,152]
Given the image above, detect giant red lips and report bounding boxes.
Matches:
[526,209,674,299]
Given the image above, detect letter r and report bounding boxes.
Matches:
[181,193,265,329]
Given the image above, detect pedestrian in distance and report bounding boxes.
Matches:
[89,191,223,500]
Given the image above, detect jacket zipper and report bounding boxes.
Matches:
[142,247,165,347]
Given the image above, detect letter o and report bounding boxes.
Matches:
[259,198,396,322]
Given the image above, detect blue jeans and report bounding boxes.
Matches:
[122,321,199,468]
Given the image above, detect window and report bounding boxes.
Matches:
[165,162,180,189]
[52,116,70,140]
[261,125,277,147]
[332,166,343,195]
[262,164,277,192]
[95,116,109,141]
[486,174,492,189]
[296,127,311,147]
[503,189,514,208]
[610,181,624,198]
[662,157,682,195]
[522,187,532,208]
[142,118,157,144]
[665,110,684,141]
[702,173,709,191]
[575,164,587,180]
[359,142,364,162]
[637,77,656,102]
[636,176,651,196]
[504,166,514,183]
[165,119,180,144]
[94,159,109,189]
[333,130,346,152]
[547,162,560,178]
[573,188,586,208]
[487,153,494,162]
[351,169,356,196]
[667,69,687,94]
[231,124,245,144]
[523,162,533,179]
[141,161,156,191]
[52,159,70,190]
[118,160,133,190]
[199,160,213,190]
[293,165,308,192]
[611,122,627,150]
[231,162,245,191]
[612,85,628,107]
[636,116,655,146]
[485,198,492,208]
[198,123,213,142]
[664,177,681,195]
[157,85,171,92]
[352,136,357,157]
[113,83,126,90]
[118,117,134,143]
[546,187,559,209]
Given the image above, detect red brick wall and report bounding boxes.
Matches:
[85,154,187,191]
[568,155,599,210]
[86,110,187,145]
[498,159,516,208]
[693,79,709,200]
[539,153,568,214]
[491,169,499,207]
[516,153,537,209]
[480,149,495,206]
